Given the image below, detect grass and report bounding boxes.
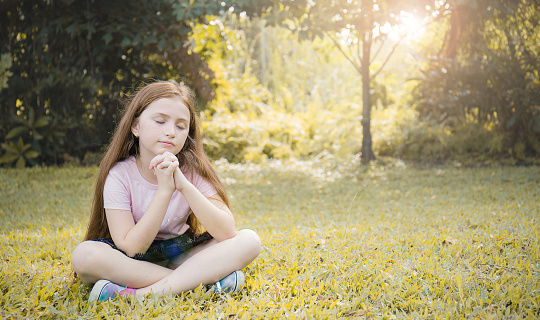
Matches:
[0,159,539,319]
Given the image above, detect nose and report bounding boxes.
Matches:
[165,122,176,137]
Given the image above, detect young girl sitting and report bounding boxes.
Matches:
[71,80,262,302]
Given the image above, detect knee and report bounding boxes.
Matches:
[71,241,104,276]
[237,229,262,259]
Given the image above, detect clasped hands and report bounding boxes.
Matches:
[148,151,189,193]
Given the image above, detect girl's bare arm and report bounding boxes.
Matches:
[106,156,177,256]
[105,188,172,257]
[174,167,236,242]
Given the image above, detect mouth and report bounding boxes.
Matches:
[159,141,175,147]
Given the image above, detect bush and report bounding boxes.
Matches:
[376,113,519,162]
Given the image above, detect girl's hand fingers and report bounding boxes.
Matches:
[150,152,178,169]
[156,159,179,171]
[156,160,172,170]
[149,154,166,170]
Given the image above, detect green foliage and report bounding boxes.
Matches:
[0,0,272,166]
[202,101,363,162]
[1,101,66,166]
[0,138,39,168]
[197,17,369,162]
[265,0,440,163]
[6,107,51,140]
[0,53,12,90]
[1,162,539,318]
[2,0,539,167]
[377,116,510,162]
[411,0,540,158]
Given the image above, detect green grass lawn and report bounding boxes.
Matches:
[1,160,539,319]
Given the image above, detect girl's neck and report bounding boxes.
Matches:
[135,154,158,184]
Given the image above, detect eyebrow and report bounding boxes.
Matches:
[152,113,188,122]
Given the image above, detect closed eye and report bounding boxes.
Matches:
[155,120,165,124]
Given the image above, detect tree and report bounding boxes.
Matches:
[0,0,271,166]
[269,0,439,164]
[412,0,540,158]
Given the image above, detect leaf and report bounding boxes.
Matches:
[103,33,113,45]
[16,156,25,169]
[25,150,39,159]
[1,142,18,154]
[34,116,50,128]
[442,236,458,245]
[5,126,28,139]
[0,153,18,163]
[343,310,370,317]
[17,138,30,152]
[121,37,131,47]
[157,39,166,51]
[66,23,78,37]
[12,116,28,125]
[33,131,44,140]
[144,35,158,46]
[506,110,522,128]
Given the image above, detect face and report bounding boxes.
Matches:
[131,97,191,159]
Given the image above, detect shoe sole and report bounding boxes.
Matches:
[228,270,245,293]
[234,270,245,292]
[88,279,110,302]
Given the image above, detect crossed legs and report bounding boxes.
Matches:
[71,229,262,297]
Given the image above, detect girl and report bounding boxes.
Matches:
[71,80,262,302]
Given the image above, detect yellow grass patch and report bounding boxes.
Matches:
[1,161,539,318]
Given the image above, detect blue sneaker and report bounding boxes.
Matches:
[88,279,136,302]
[213,270,245,293]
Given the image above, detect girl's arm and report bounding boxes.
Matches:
[106,156,178,257]
[174,167,237,242]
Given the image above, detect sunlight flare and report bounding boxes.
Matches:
[376,11,427,42]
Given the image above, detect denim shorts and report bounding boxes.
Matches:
[92,230,213,266]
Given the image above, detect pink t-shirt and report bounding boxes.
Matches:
[103,156,217,240]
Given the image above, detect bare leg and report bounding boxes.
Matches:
[136,229,262,296]
[71,229,261,295]
[71,241,173,288]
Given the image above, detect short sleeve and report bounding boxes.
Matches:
[103,169,131,211]
[191,171,218,197]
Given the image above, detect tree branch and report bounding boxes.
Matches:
[347,39,358,68]
[371,38,385,64]
[371,37,402,80]
[357,37,362,69]
[325,31,362,74]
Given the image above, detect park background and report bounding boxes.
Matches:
[1,0,539,318]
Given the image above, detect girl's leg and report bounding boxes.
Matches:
[71,241,173,288]
[136,229,261,296]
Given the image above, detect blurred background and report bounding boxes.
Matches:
[1,0,539,168]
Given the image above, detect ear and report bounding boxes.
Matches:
[131,119,140,138]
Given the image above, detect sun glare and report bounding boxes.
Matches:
[338,10,429,47]
[398,13,427,40]
[377,12,427,42]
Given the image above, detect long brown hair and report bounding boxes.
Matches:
[84,80,229,240]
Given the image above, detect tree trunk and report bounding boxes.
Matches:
[361,30,375,165]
